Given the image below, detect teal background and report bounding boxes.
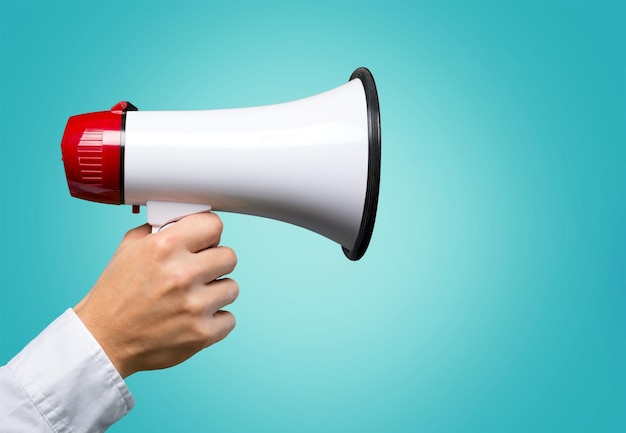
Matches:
[1,1,624,432]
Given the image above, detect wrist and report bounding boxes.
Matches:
[73,304,133,378]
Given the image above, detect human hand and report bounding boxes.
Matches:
[74,213,238,378]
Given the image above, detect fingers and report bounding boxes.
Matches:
[192,246,238,284]
[204,278,239,313]
[204,310,236,347]
[164,212,224,253]
[185,278,238,317]
[188,280,238,347]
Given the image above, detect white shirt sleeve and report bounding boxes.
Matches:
[0,309,135,432]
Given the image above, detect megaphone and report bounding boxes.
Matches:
[61,67,380,260]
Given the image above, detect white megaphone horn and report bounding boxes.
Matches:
[61,67,381,260]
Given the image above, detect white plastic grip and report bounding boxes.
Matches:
[147,201,213,233]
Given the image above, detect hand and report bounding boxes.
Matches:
[74,213,238,378]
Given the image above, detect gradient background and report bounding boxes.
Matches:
[1,1,624,432]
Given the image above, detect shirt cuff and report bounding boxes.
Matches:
[8,308,134,432]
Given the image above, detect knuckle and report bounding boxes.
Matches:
[168,267,194,291]
[222,247,238,270]
[208,314,235,344]
[198,312,236,346]
[182,296,205,317]
[227,280,240,303]
[191,320,212,342]
[152,231,178,257]
[203,212,223,237]
[216,279,239,305]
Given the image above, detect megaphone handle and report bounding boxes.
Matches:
[146,200,213,233]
